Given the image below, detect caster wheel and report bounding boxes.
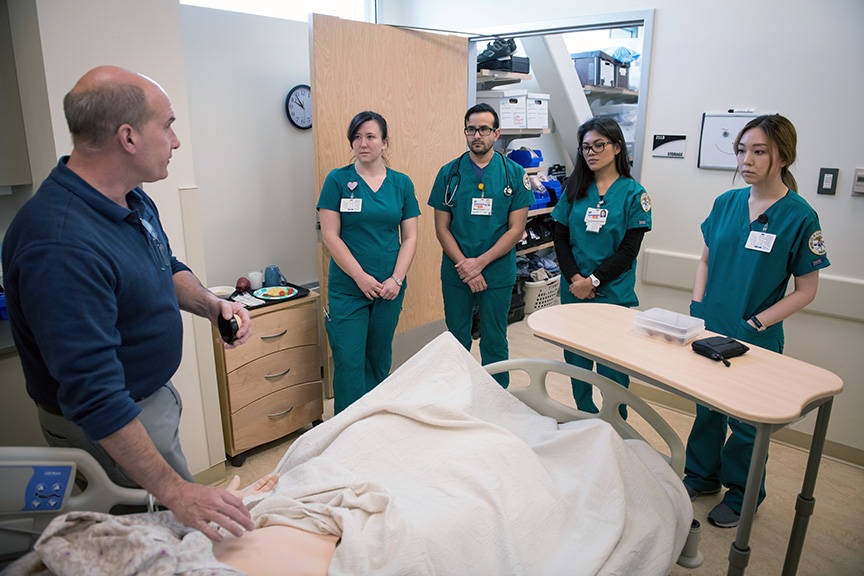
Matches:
[228,453,247,467]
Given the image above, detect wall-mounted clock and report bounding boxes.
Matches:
[285,84,312,130]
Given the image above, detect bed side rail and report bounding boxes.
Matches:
[485,358,685,476]
[0,446,149,514]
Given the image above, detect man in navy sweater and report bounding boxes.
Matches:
[2,66,254,541]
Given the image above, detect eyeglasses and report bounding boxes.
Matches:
[581,140,612,155]
[464,126,495,136]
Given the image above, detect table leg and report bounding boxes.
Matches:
[726,423,772,576]
[781,399,833,576]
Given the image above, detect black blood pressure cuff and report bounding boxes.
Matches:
[691,336,749,367]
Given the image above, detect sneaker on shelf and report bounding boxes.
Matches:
[478,38,517,63]
[707,502,741,528]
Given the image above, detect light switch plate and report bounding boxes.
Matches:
[853,168,864,196]
[817,168,838,195]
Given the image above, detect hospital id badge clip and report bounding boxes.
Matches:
[471,197,493,216]
[340,197,362,212]
[745,231,776,253]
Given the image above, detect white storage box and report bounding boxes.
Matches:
[477,89,527,129]
[526,93,549,129]
[524,275,560,314]
[633,308,705,345]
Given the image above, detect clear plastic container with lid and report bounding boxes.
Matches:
[633,307,705,345]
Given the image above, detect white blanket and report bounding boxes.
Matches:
[245,332,692,575]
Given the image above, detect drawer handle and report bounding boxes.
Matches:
[264,367,291,380]
[260,329,288,340]
[267,406,294,419]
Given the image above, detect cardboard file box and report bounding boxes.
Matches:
[526,92,549,129]
[615,61,630,89]
[477,89,526,129]
[571,51,617,87]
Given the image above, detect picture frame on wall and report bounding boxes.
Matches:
[697,112,759,170]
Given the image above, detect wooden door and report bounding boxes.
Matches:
[311,14,468,389]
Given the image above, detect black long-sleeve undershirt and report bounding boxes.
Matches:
[553,222,648,285]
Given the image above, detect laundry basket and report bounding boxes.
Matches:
[523,275,561,314]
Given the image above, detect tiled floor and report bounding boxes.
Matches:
[215,320,864,575]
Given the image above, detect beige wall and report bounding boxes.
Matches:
[379,0,864,454]
[179,6,319,288]
[4,0,222,474]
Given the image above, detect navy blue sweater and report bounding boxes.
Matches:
[2,158,190,440]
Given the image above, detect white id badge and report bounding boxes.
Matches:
[340,197,362,213]
[471,197,493,216]
[745,231,776,253]
[584,207,608,232]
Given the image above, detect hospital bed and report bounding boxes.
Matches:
[0,332,701,574]
[0,446,152,564]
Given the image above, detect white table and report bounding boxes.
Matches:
[527,303,843,576]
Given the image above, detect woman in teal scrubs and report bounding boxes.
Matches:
[317,111,420,414]
[552,118,652,419]
[684,114,829,528]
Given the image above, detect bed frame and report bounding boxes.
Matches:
[486,358,701,568]
[485,358,685,475]
[0,446,150,562]
[0,358,700,568]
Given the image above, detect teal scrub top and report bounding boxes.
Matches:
[692,187,829,347]
[428,152,533,288]
[551,177,652,307]
[317,164,420,293]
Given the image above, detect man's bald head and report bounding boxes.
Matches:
[63,66,162,150]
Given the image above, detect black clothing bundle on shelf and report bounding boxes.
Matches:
[547,163,568,185]
[477,56,530,74]
[517,214,555,251]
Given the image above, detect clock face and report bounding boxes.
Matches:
[285,84,312,129]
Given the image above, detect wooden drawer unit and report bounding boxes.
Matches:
[212,293,323,460]
[231,381,322,453]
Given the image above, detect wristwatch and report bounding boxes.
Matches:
[749,315,765,331]
[589,274,601,288]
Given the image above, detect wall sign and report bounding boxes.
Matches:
[652,135,686,159]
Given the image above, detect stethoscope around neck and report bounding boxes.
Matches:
[443,151,514,207]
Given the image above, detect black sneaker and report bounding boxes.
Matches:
[684,483,721,501]
[707,502,741,528]
[478,38,517,63]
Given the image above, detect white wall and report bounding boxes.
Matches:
[180,6,318,287]
[379,0,864,453]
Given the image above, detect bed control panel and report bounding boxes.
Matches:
[0,463,74,514]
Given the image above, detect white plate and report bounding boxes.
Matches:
[210,285,235,299]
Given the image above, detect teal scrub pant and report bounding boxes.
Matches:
[683,310,781,514]
[684,406,766,513]
[563,350,629,420]
[326,286,405,414]
[443,282,512,387]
